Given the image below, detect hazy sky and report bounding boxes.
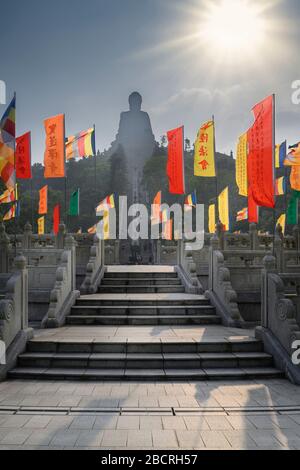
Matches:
[1,0,300,162]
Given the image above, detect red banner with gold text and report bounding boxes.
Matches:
[16,132,32,179]
[167,126,185,194]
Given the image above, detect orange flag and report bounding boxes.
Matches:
[290,166,300,191]
[38,185,48,215]
[151,191,162,225]
[163,219,173,241]
[44,114,65,178]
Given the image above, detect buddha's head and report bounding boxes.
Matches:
[129,92,142,112]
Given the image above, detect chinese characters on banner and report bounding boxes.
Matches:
[236,132,248,196]
[38,185,48,215]
[194,121,216,177]
[247,95,275,208]
[44,114,65,178]
[166,126,185,194]
[16,132,32,179]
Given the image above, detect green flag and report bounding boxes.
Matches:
[287,190,300,225]
[69,189,80,217]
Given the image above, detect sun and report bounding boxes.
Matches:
[200,0,266,58]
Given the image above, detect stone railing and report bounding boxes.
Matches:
[80,235,105,295]
[105,240,120,265]
[42,236,79,328]
[175,240,203,294]
[206,234,243,327]
[0,255,33,380]
[256,255,300,384]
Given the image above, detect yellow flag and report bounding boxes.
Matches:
[103,210,110,240]
[194,121,216,177]
[37,216,45,235]
[208,204,216,234]
[218,187,229,231]
[277,214,286,234]
[236,133,248,196]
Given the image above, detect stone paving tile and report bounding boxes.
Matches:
[222,430,257,449]
[26,430,57,446]
[158,397,179,407]
[205,416,234,431]
[140,416,163,430]
[138,397,159,407]
[127,430,152,447]
[75,430,104,447]
[176,430,205,448]
[246,429,283,448]
[50,430,81,447]
[288,414,300,425]
[46,416,74,429]
[24,415,52,429]
[152,430,178,449]
[226,415,257,430]
[101,430,128,447]
[70,416,96,430]
[0,429,33,445]
[182,417,210,431]
[272,429,300,448]
[0,415,31,428]
[246,415,281,430]
[162,416,187,430]
[93,415,118,430]
[117,416,140,430]
[199,430,231,449]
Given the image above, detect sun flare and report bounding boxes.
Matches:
[200,0,266,58]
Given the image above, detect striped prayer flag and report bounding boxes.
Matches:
[236,207,248,222]
[275,177,286,196]
[0,185,18,204]
[275,141,287,169]
[184,191,197,211]
[96,194,115,216]
[88,225,97,234]
[66,127,96,160]
[284,142,300,166]
[3,202,19,221]
[0,95,16,190]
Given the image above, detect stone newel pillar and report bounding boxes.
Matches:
[56,222,66,249]
[22,222,32,250]
[14,254,28,330]
[261,255,277,328]
[0,223,10,274]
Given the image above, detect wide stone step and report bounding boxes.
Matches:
[8,367,283,381]
[17,352,274,369]
[104,272,178,279]
[66,315,222,326]
[26,339,264,354]
[102,278,182,286]
[98,286,186,294]
[76,297,210,307]
[70,305,216,316]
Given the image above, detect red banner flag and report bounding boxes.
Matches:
[53,204,60,235]
[39,185,48,215]
[44,114,65,178]
[166,126,185,194]
[247,95,275,208]
[248,186,259,223]
[16,132,32,179]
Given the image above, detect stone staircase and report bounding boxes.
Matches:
[8,266,283,381]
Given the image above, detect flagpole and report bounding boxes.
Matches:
[93,124,97,197]
[63,114,68,230]
[13,92,17,256]
[212,115,219,223]
[29,133,34,230]
[272,94,277,252]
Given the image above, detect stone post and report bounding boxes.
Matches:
[216,221,224,250]
[22,222,32,250]
[274,231,284,272]
[293,225,300,251]
[56,222,66,249]
[0,223,10,274]
[208,233,219,291]
[14,254,28,330]
[261,255,277,328]
[249,223,258,251]
[156,240,161,265]
[65,235,76,291]
[115,240,120,265]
